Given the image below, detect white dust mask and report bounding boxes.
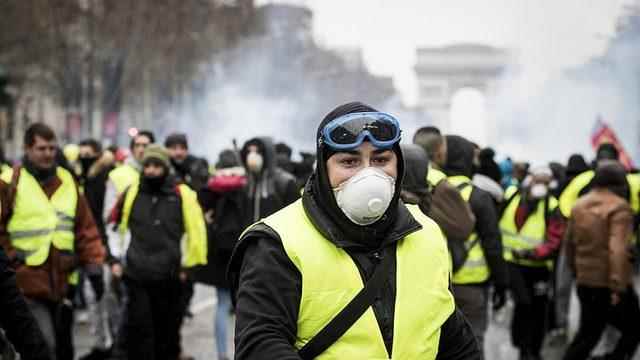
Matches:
[333,167,396,226]
[246,152,264,173]
[530,184,548,199]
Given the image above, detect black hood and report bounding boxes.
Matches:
[400,144,429,194]
[241,136,277,173]
[304,101,405,249]
[443,135,475,178]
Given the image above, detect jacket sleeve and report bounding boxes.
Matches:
[0,247,52,360]
[0,180,16,260]
[436,307,481,359]
[608,206,634,293]
[74,193,106,269]
[534,208,566,260]
[470,188,508,287]
[230,229,303,360]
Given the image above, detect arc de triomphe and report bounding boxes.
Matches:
[414,44,509,133]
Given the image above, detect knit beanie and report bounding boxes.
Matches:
[142,144,171,169]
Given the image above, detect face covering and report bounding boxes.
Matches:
[333,167,396,226]
[246,152,264,173]
[79,157,98,175]
[530,183,548,199]
[144,175,166,190]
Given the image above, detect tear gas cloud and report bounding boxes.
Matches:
[490,23,640,167]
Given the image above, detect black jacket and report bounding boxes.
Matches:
[241,137,299,222]
[444,135,509,288]
[0,247,51,360]
[228,183,480,360]
[119,176,185,282]
[172,154,210,192]
[196,171,247,288]
[79,151,115,259]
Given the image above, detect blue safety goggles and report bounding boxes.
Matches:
[320,112,402,150]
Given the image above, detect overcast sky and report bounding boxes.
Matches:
[258,0,633,105]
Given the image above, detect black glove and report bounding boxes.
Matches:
[87,271,105,301]
[511,249,536,260]
[492,285,507,311]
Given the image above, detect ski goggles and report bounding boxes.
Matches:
[320,112,401,150]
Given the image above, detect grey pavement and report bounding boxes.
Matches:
[74,283,640,360]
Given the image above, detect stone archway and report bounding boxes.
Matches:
[414,43,509,133]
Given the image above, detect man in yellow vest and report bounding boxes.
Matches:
[0,123,106,360]
[442,134,509,354]
[110,144,207,360]
[229,102,480,360]
[500,167,566,360]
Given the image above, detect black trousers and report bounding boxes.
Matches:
[508,263,550,357]
[124,276,183,360]
[563,285,640,360]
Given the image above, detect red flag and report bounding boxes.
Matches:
[591,116,635,170]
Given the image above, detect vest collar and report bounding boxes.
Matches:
[301,185,422,251]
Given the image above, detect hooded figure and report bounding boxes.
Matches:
[229,102,479,360]
[443,134,509,351]
[240,137,299,223]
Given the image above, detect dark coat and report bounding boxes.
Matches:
[118,176,185,282]
[196,168,247,288]
[0,247,51,360]
[172,154,210,192]
[241,137,299,223]
[228,183,480,360]
[79,151,115,259]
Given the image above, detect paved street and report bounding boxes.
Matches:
[74,282,640,360]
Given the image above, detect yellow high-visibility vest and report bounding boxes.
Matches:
[427,165,447,188]
[108,164,139,195]
[447,175,490,284]
[3,167,77,267]
[119,182,207,267]
[257,199,454,359]
[500,186,558,268]
[559,170,640,217]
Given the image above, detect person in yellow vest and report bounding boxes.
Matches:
[442,134,509,354]
[0,123,106,360]
[110,144,207,360]
[499,166,566,360]
[412,125,449,187]
[555,144,640,337]
[229,102,480,360]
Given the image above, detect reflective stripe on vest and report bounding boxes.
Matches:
[108,164,139,195]
[499,191,558,268]
[447,175,490,284]
[259,199,454,359]
[119,182,207,267]
[7,167,78,266]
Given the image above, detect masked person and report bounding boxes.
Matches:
[197,149,247,360]
[76,139,118,360]
[229,102,480,360]
[0,123,106,360]
[240,137,299,223]
[562,161,640,360]
[500,167,566,360]
[111,144,207,360]
[443,135,509,354]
